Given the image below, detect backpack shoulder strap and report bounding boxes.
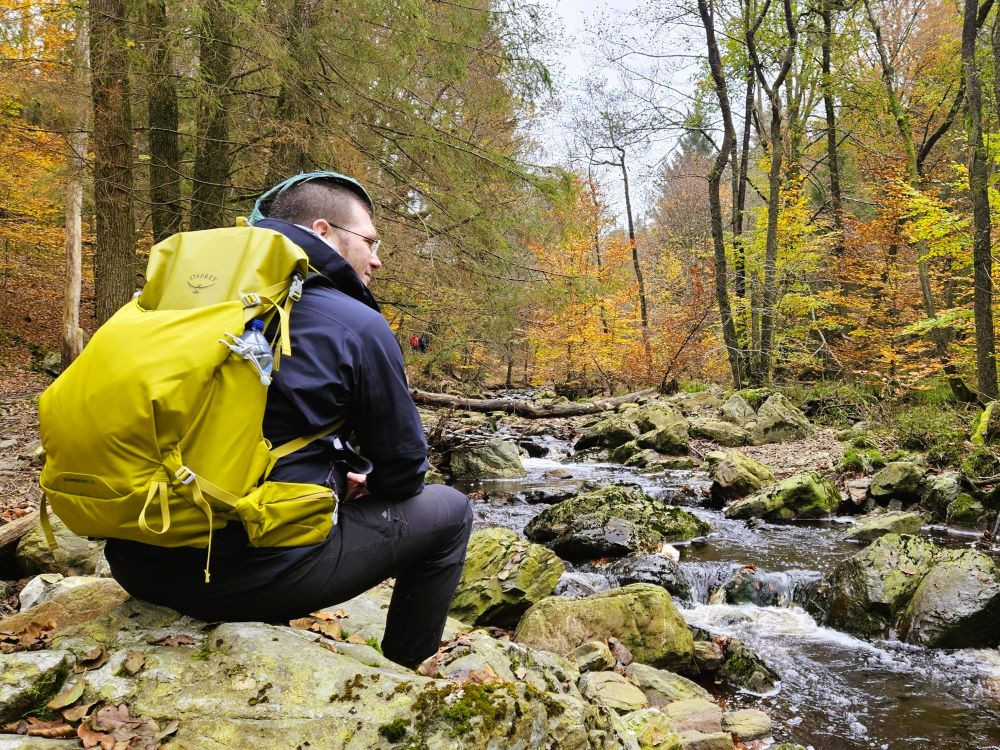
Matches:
[264,417,349,478]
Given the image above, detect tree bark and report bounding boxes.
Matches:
[821,0,844,254]
[146,0,182,242]
[966,0,998,399]
[617,146,649,332]
[189,0,233,230]
[697,0,746,387]
[62,11,88,366]
[733,67,753,297]
[410,387,658,418]
[90,0,137,324]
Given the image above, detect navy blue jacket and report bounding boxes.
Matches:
[105,219,428,593]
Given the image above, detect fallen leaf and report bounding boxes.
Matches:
[63,700,98,722]
[79,644,109,671]
[25,718,75,738]
[148,635,195,647]
[453,665,500,686]
[47,675,86,709]
[417,656,441,677]
[121,651,146,676]
[607,637,633,666]
[309,609,346,621]
[345,633,366,645]
[311,620,343,640]
[289,618,314,630]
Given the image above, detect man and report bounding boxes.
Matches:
[106,172,472,669]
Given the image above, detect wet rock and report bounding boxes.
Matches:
[608,554,692,601]
[579,671,649,712]
[971,400,1000,445]
[575,416,641,451]
[750,394,813,445]
[721,709,772,741]
[898,549,1000,648]
[724,471,839,521]
[611,440,645,463]
[844,511,925,544]
[449,438,526,480]
[691,640,725,673]
[676,730,735,750]
[568,640,616,673]
[688,418,749,447]
[811,533,938,638]
[555,571,614,597]
[772,745,809,750]
[521,487,581,505]
[514,584,695,670]
[425,466,446,484]
[524,484,710,561]
[920,471,962,518]
[869,461,925,506]
[713,566,812,608]
[15,513,105,577]
[707,450,774,506]
[521,440,550,458]
[623,662,710,706]
[721,394,756,427]
[946,494,987,526]
[717,639,780,695]
[619,708,682,750]
[0,650,72,723]
[449,528,565,627]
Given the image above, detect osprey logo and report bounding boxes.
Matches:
[187,273,218,294]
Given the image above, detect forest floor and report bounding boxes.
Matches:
[0,373,45,523]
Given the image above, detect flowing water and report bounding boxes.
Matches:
[458,451,1000,750]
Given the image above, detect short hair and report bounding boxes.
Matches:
[263,178,373,226]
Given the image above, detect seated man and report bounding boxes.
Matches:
[106,172,472,669]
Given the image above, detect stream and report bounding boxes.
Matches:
[457,451,1000,750]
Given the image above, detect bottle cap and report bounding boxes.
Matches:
[250,319,265,332]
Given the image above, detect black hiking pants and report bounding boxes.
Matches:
[106,484,473,668]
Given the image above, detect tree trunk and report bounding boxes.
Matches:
[697,0,746,387]
[189,0,233,230]
[62,11,88,366]
[410,387,658,418]
[733,67,753,297]
[967,0,998,399]
[618,147,648,332]
[146,0,181,242]
[90,0,137,324]
[821,1,844,254]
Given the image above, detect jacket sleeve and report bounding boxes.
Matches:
[351,316,429,501]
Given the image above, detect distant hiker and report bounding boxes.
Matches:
[418,333,429,353]
[103,172,472,670]
[409,333,420,351]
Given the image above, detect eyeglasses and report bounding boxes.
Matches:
[326,221,381,255]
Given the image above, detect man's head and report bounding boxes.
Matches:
[252,173,382,287]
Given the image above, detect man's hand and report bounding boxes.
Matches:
[345,472,370,502]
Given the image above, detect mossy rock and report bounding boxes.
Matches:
[961,447,1000,482]
[837,447,887,474]
[688,418,750,447]
[574,416,641,451]
[721,394,756,427]
[619,707,683,750]
[449,438,526,480]
[868,461,925,505]
[750,394,813,444]
[707,450,774,505]
[724,471,839,521]
[717,639,779,695]
[844,511,925,544]
[610,440,644,464]
[971,401,1000,446]
[0,650,72,723]
[946,494,987,526]
[734,389,773,411]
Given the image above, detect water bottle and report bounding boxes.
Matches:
[221,319,273,386]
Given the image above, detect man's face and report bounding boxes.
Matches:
[312,199,382,287]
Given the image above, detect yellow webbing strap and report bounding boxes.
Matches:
[39,494,57,550]
[257,295,292,357]
[138,481,171,535]
[265,418,347,479]
[188,481,215,584]
[192,475,239,508]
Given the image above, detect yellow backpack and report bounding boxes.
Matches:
[38,225,341,582]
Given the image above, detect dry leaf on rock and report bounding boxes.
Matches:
[25,717,76,738]
[79,643,109,671]
[607,637,633,666]
[452,665,501,686]
[0,619,54,653]
[47,675,86,709]
[345,633,366,645]
[310,609,346,621]
[63,700,98,722]
[121,651,146,676]
[78,703,178,750]
[289,618,314,630]
[148,635,195,647]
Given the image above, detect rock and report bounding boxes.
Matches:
[608,554,692,601]
[724,471,839,521]
[554,571,614,598]
[772,745,809,750]
[707,450,774,506]
[15,513,105,577]
[946,494,987,526]
[449,438,526,480]
[667,391,722,417]
[721,395,756,427]
[636,419,690,456]
[691,640,724,673]
[676,730,735,750]
[450,528,565,627]
[869,461,925,506]
[844,477,871,506]
[0,650,72,723]
[811,534,938,638]
[623,662,710,706]
[425,466,446,484]
[750,394,813,444]
[898,549,1000,648]
[619,708,682,750]
[0,577,129,636]
[514,584,695,670]
[575,416,641,451]
[611,440,645,463]
[844,511,925,544]
[920,471,962,518]
[579,671,649,712]
[18,574,111,611]
[662,698,723,734]
[721,709,772,741]
[630,403,686,434]
[971,400,1000,445]
[714,566,816,608]
[568,640,616,673]
[688,418,749,447]
[717,639,779,695]
[524,485,710,561]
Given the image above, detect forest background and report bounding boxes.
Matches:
[3,0,1000,417]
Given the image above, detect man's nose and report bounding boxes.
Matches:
[370,252,383,269]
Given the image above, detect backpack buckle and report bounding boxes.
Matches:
[176,466,197,485]
[241,293,262,308]
[289,274,304,302]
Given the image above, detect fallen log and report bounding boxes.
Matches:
[0,510,38,551]
[410,387,658,418]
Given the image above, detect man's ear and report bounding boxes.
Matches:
[311,218,330,237]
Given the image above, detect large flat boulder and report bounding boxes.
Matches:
[524,485,709,561]
[449,528,565,627]
[514,584,694,671]
[688,418,749,447]
[844,511,925,544]
[724,471,839,521]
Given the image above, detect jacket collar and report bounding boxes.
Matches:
[252,218,380,312]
